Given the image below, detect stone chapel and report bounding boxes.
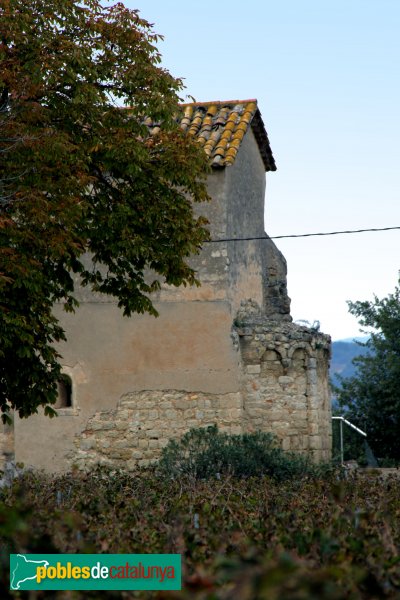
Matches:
[6,100,331,472]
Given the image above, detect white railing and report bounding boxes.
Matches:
[332,416,367,465]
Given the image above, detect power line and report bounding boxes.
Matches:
[205,225,400,243]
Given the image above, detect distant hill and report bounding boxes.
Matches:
[330,339,370,387]
[338,336,370,344]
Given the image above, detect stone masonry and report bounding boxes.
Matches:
[235,301,331,460]
[71,300,331,469]
[72,390,242,470]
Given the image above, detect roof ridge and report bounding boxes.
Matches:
[179,99,258,107]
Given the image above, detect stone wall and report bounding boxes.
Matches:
[72,390,242,470]
[70,301,331,469]
[235,301,331,461]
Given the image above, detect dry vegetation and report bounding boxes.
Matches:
[1,466,399,599]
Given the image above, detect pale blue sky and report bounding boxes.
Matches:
[125,0,400,340]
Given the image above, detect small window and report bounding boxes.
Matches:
[55,375,73,408]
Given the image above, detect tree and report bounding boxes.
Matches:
[0,0,210,421]
[335,282,400,462]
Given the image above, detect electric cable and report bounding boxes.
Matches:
[205,225,400,243]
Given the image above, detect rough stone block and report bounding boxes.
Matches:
[116,410,129,420]
[158,400,173,409]
[246,364,261,374]
[80,438,96,450]
[221,394,241,409]
[309,436,322,450]
[183,409,196,419]
[229,408,241,420]
[173,399,191,411]
[278,376,294,386]
[113,439,130,449]
[108,449,132,460]
[90,421,114,431]
[165,409,178,420]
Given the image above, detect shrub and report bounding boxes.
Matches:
[157,425,322,481]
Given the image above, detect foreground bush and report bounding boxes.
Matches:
[0,467,399,598]
[157,425,326,481]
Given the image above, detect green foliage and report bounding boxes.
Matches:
[157,425,322,481]
[0,468,400,598]
[335,282,400,463]
[0,0,210,420]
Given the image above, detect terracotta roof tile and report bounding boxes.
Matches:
[146,99,276,171]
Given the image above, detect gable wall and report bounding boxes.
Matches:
[225,130,266,314]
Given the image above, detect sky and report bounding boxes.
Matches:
[124,0,400,341]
